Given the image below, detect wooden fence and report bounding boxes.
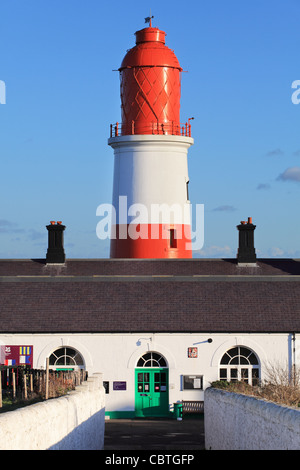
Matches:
[0,360,88,409]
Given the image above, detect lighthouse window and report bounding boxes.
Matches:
[186,181,189,201]
[170,229,177,248]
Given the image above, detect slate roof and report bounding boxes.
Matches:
[0,258,299,333]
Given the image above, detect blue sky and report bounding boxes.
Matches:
[1,0,300,259]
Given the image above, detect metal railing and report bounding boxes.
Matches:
[110,119,193,138]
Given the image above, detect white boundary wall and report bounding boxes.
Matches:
[0,373,105,450]
[204,387,300,450]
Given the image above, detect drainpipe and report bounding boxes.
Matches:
[289,332,296,386]
[292,332,296,386]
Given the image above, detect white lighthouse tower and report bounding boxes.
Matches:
[108,20,194,258]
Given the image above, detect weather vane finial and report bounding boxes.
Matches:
[145,11,154,27]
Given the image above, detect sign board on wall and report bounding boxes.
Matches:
[182,375,203,390]
[113,381,126,391]
[0,346,33,367]
[188,347,198,358]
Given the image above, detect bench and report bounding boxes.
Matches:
[181,400,204,416]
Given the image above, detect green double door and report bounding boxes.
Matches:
[135,368,169,417]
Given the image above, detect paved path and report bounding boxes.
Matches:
[104,418,205,450]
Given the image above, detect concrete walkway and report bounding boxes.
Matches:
[104,417,205,450]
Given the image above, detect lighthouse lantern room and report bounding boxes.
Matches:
[108,20,194,258]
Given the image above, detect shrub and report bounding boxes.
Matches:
[211,363,300,408]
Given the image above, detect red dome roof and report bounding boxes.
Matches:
[119,27,182,70]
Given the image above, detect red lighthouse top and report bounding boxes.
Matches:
[119,27,182,71]
[112,24,190,137]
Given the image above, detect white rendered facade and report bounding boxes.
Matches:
[0,331,297,417]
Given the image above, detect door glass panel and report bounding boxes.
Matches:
[154,372,160,392]
[160,371,166,392]
[138,373,143,382]
[137,372,151,393]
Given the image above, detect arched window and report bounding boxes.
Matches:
[137,352,167,368]
[219,346,259,385]
[49,347,85,369]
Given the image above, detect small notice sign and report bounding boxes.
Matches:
[188,347,198,358]
[113,381,126,391]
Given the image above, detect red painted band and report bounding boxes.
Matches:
[110,224,192,259]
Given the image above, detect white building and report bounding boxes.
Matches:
[0,222,299,418]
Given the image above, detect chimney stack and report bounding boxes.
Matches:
[237,217,257,266]
[46,221,66,264]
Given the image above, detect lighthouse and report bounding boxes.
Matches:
[108,20,194,258]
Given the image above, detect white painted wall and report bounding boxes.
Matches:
[109,134,193,224]
[0,332,295,415]
[0,373,105,450]
[204,387,300,450]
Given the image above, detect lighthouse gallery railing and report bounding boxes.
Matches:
[110,120,192,138]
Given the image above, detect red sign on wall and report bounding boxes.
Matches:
[1,346,33,367]
[188,347,198,358]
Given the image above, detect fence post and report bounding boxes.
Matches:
[12,372,16,399]
[45,358,49,400]
[24,374,27,400]
[38,371,41,393]
[0,370,2,408]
